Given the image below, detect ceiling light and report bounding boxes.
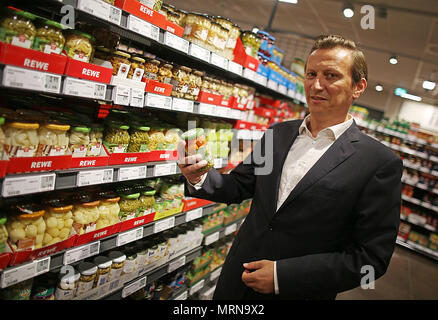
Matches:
[423,80,436,91]
[375,84,383,92]
[279,0,298,3]
[343,3,354,18]
[389,56,398,65]
[401,92,422,102]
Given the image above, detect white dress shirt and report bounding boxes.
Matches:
[188,114,354,295]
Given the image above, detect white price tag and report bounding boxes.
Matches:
[255,73,267,86]
[174,290,188,300]
[429,156,438,163]
[230,109,243,120]
[77,0,122,25]
[164,32,189,54]
[172,98,194,113]
[116,227,144,247]
[205,231,220,246]
[210,266,222,281]
[118,166,147,181]
[112,85,131,105]
[288,89,295,98]
[215,106,230,118]
[63,241,100,265]
[130,88,145,108]
[63,77,107,100]
[210,53,228,69]
[213,158,223,168]
[243,68,256,81]
[2,173,55,197]
[198,103,216,116]
[122,276,147,298]
[3,66,61,93]
[224,223,237,235]
[189,43,211,62]
[411,198,421,205]
[1,257,50,289]
[186,207,203,222]
[267,79,278,91]
[153,163,177,177]
[154,216,176,233]
[145,93,172,110]
[168,255,186,273]
[227,61,243,76]
[77,168,113,187]
[237,129,251,140]
[278,85,288,95]
[189,279,205,295]
[127,14,160,41]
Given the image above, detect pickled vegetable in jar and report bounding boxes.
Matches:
[201,76,214,93]
[223,24,240,60]
[215,26,229,54]
[144,58,160,80]
[69,125,91,157]
[127,125,150,153]
[4,120,39,158]
[167,12,180,25]
[110,50,131,78]
[97,191,120,230]
[171,65,192,98]
[128,56,145,81]
[76,262,98,297]
[123,245,138,274]
[0,9,37,49]
[154,197,167,213]
[34,19,65,54]
[88,123,104,156]
[0,214,8,253]
[118,188,142,221]
[72,194,100,235]
[157,63,173,84]
[206,21,220,52]
[181,128,214,172]
[139,187,156,215]
[164,127,181,151]
[93,256,112,287]
[42,198,73,247]
[148,127,166,151]
[0,116,6,157]
[184,70,203,101]
[107,251,126,282]
[184,13,211,46]
[64,29,95,63]
[6,203,46,251]
[103,121,130,153]
[174,9,186,26]
[37,122,70,156]
[138,0,163,11]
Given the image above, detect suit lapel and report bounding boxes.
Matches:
[275,122,360,214]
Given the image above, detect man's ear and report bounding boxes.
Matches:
[353,78,367,99]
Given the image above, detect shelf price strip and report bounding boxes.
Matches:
[163,32,190,54]
[185,207,203,222]
[63,77,107,100]
[168,255,186,273]
[3,65,61,94]
[122,276,147,298]
[189,43,211,63]
[63,241,101,265]
[204,231,220,246]
[116,227,144,247]
[118,166,147,181]
[1,256,51,288]
[189,279,205,296]
[154,216,176,233]
[77,168,114,187]
[127,14,160,42]
[153,163,177,177]
[2,173,56,197]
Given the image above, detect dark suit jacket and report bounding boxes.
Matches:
[185,119,403,300]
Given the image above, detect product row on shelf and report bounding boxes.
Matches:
[397,221,438,260]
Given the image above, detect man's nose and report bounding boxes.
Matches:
[312,77,323,90]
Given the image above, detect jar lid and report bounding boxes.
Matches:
[96,47,111,53]
[0,216,6,225]
[0,117,4,126]
[98,190,119,200]
[43,19,64,30]
[142,187,156,196]
[180,66,192,73]
[13,203,45,219]
[134,126,150,132]
[193,71,204,77]
[257,30,270,37]
[121,192,141,199]
[67,29,95,42]
[108,251,126,263]
[8,122,39,130]
[91,123,104,131]
[132,56,146,63]
[43,197,73,210]
[216,16,231,22]
[59,269,80,284]
[163,64,173,69]
[181,128,204,140]
[44,124,70,131]
[93,256,112,269]
[75,193,99,204]
[107,121,129,130]
[114,50,131,59]
[77,262,98,276]
[147,59,160,66]
[9,9,37,21]
[72,126,91,133]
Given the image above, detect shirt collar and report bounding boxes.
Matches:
[299,114,354,140]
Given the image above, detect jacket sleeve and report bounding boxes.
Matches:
[277,156,403,298]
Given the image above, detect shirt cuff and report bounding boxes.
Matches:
[186,172,208,191]
[274,261,279,295]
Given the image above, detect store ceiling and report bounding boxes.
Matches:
[167,0,438,113]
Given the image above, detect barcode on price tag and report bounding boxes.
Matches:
[210,267,222,281]
[45,74,62,92]
[118,166,147,181]
[2,173,56,197]
[172,98,194,113]
[77,0,122,25]
[145,93,172,110]
[154,216,175,233]
[35,256,51,275]
[204,231,220,246]
[122,276,147,298]
[3,66,61,93]
[168,255,186,273]
[116,227,144,247]
[153,163,177,177]
[228,61,243,76]
[255,73,267,86]
[164,32,189,54]
[189,279,205,295]
[224,223,237,235]
[130,88,145,108]
[77,168,113,187]
[63,241,100,265]
[189,43,211,62]
[1,260,40,288]
[186,207,203,222]
[127,14,159,42]
[113,85,131,106]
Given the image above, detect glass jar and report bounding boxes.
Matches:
[107,251,126,281]
[96,191,120,230]
[157,63,173,84]
[183,13,211,47]
[72,194,100,235]
[223,24,240,60]
[155,235,168,260]
[94,46,112,61]
[148,126,166,151]
[138,0,163,11]
[64,29,95,63]
[164,127,181,151]
[167,12,180,25]
[118,188,142,221]
[88,123,104,156]
[215,26,229,55]
[201,76,214,93]
[211,79,221,95]
[128,56,145,81]
[6,203,46,251]
[154,197,167,213]
[42,199,73,247]
[69,125,91,157]
[123,245,138,274]
[206,20,220,52]
[93,256,112,287]
[144,58,160,80]
[110,50,131,78]
[0,214,8,253]
[37,123,70,157]
[171,65,192,98]
[0,9,37,49]
[4,120,39,158]
[257,30,270,57]
[54,269,80,300]
[139,187,156,215]
[76,262,98,296]
[34,19,65,54]
[128,125,150,153]
[0,116,5,157]
[135,240,149,267]
[103,121,130,153]
[185,70,203,101]
[174,9,186,27]
[181,128,214,172]
[241,31,260,58]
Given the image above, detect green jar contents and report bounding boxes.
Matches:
[139,186,156,215]
[103,121,130,153]
[69,125,91,157]
[0,214,8,253]
[0,9,36,49]
[128,125,150,152]
[240,30,260,58]
[118,187,142,221]
[148,126,166,151]
[181,128,214,172]
[34,18,65,54]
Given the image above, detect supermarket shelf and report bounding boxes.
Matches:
[401,194,438,214]
[400,214,437,233]
[401,176,438,196]
[402,160,438,178]
[0,203,217,289]
[186,264,223,299]
[396,238,438,261]
[202,217,246,247]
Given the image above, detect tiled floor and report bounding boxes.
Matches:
[337,246,438,300]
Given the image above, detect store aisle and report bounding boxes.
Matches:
[337,246,438,300]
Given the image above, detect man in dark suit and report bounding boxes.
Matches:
[178,35,402,299]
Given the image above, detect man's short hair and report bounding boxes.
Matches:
[306,34,368,85]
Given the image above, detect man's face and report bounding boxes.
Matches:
[304,47,365,117]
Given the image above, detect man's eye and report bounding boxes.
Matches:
[306,72,315,77]
[327,73,337,78]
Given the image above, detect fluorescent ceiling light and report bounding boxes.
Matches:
[401,92,422,102]
[375,84,383,92]
[423,80,436,90]
[389,56,398,65]
[343,8,354,18]
[279,0,298,3]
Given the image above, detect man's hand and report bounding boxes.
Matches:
[177,140,209,185]
[241,260,275,294]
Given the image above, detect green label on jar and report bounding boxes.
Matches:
[103,142,128,154]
